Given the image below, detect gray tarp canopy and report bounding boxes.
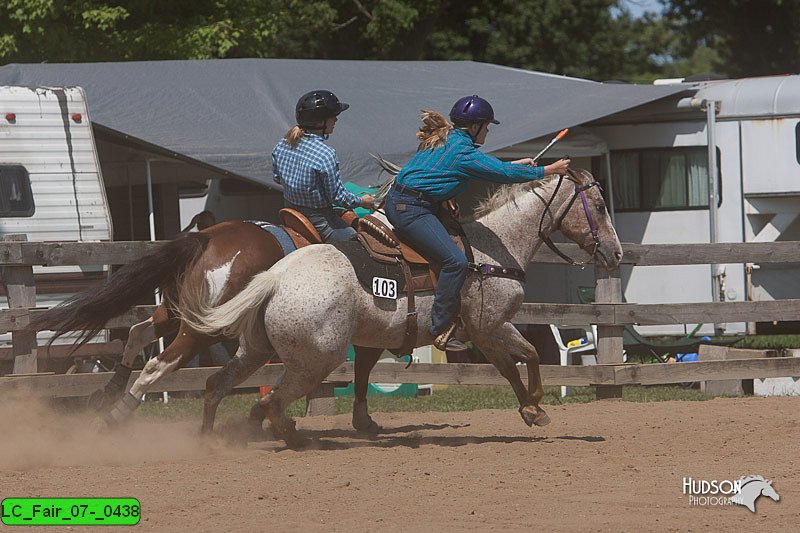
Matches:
[0,59,689,189]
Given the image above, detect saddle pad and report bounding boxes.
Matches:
[246,221,297,256]
[331,240,430,294]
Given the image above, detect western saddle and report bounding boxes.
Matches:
[277,206,469,356]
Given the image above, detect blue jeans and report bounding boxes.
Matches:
[288,204,356,242]
[384,188,468,335]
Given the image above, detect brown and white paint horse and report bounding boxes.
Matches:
[30,220,387,432]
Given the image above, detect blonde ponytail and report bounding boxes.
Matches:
[416,109,452,151]
[284,125,305,149]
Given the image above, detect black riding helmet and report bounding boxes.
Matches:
[296,90,349,129]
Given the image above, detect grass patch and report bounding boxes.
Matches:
[730,334,800,350]
[137,384,711,422]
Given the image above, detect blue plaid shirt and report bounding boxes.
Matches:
[272,134,361,209]
[395,129,545,201]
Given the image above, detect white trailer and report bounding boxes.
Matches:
[512,75,800,336]
[0,86,112,347]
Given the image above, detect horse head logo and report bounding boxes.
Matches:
[730,475,780,513]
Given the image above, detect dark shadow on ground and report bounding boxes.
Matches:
[215,417,605,450]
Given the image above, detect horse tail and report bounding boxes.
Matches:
[30,232,211,349]
[178,269,280,341]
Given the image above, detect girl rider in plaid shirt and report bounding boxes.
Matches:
[272,90,375,241]
[385,95,570,350]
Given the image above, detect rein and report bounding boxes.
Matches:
[538,169,602,266]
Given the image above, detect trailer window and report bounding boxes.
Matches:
[610,147,722,211]
[796,123,800,165]
[0,165,35,217]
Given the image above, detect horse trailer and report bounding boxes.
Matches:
[518,74,800,336]
[0,86,112,355]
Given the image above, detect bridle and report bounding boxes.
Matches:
[538,168,602,266]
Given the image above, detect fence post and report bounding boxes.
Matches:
[594,265,624,399]
[1,235,38,374]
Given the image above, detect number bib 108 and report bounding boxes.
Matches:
[372,277,397,299]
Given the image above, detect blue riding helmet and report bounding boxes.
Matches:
[449,95,500,125]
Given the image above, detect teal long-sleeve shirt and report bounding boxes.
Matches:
[394,129,545,201]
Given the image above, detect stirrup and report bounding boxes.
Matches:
[445,338,468,351]
[433,321,459,351]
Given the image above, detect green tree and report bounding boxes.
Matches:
[323,0,672,81]
[0,0,676,83]
[0,0,334,62]
[665,0,800,77]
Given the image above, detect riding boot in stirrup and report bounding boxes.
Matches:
[433,321,468,351]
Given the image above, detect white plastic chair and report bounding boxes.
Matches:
[549,324,598,397]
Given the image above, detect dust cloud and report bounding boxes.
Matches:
[0,394,231,471]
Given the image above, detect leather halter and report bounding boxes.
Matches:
[538,168,602,266]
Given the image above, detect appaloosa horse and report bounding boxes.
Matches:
[30,219,387,432]
[182,169,623,447]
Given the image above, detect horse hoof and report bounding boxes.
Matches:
[352,401,381,433]
[353,418,382,434]
[533,413,551,427]
[519,406,550,427]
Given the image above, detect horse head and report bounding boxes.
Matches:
[760,479,780,502]
[732,475,781,512]
[549,169,623,270]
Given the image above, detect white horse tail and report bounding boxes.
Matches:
[179,270,280,339]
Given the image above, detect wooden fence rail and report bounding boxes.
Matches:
[2,239,800,404]
[2,240,799,267]
[4,299,800,333]
[3,358,800,398]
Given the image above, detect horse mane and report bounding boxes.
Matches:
[472,168,595,219]
[473,179,549,219]
[739,475,768,486]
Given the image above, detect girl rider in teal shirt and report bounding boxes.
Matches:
[384,95,570,350]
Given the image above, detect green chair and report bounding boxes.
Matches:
[576,286,742,363]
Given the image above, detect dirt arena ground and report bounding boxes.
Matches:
[1,395,798,532]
